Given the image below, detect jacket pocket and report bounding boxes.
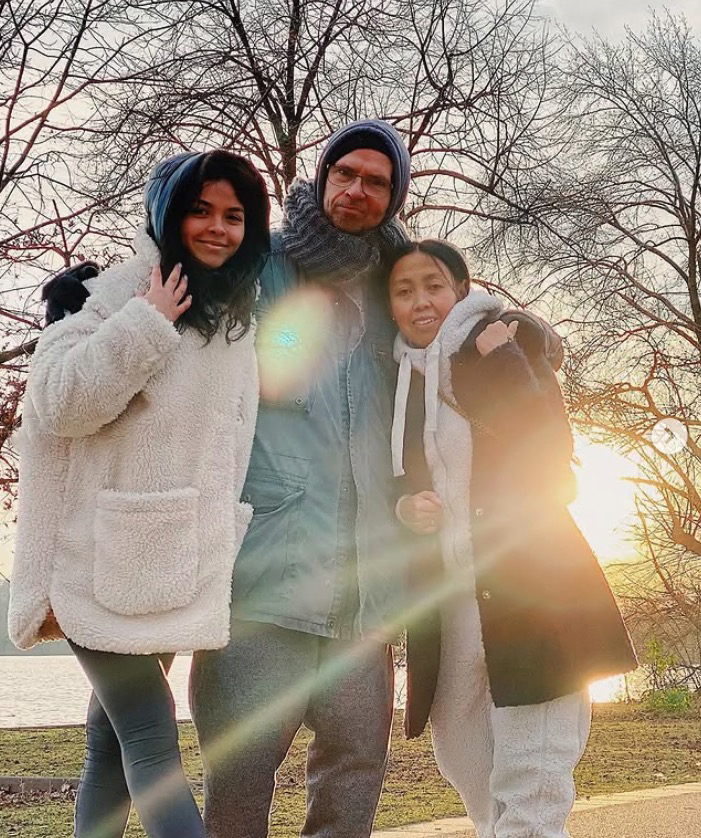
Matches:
[235,470,306,597]
[93,487,200,616]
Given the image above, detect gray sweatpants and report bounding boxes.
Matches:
[190,620,394,838]
[431,593,592,838]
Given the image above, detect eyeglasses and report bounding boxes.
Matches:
[327,164,392,198]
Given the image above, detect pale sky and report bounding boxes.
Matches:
[539,0,701,37]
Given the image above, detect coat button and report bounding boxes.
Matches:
[481,590,491,601]
[475,507,484,517]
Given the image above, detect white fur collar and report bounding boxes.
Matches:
[132,225,160,265]
[391,290,503,477]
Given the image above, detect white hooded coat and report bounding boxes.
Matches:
[391,291,591,838]
[8,228,258,654]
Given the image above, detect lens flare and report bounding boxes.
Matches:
[257,287,335,402]
[94,519,621,831]
[589,674,625,703]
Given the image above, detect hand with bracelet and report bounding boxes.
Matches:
[475,319,518,357]
[396,490,444,535]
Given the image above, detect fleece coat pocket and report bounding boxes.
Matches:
[93,487,200,616]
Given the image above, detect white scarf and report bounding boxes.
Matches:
[391,290,504,478]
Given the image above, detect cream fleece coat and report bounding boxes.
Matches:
[8,228,258,654]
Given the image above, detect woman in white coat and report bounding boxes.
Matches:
[386,240,635,838]
[8,150,270,837]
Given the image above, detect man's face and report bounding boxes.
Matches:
[322,149,393,233]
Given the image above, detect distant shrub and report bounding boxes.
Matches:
[643,687,694,717]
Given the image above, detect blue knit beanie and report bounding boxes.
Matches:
[144,151,206,247]
[315,119,411,222]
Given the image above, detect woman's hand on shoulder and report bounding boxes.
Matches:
[396,491,444,535]
[137,264,191,323]
[476,319,518,357]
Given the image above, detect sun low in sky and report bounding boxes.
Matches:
[567,438,640,701]
[569,437,639,566]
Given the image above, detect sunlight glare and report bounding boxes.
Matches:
[589,674,626,703]
[256,286,334,402]
[569,439,639,564]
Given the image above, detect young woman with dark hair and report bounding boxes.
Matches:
[8,149,270,838]
[386,240,636,838]
[151,149,269,343]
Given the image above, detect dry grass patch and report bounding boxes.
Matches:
[1,703,700,837]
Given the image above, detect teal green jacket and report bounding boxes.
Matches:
[230,234,408,638]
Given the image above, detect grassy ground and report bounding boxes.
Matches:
[1,703,700,837]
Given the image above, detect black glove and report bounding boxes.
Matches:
[41,261,100,325]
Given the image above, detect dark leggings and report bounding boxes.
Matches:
[69,642,205,838]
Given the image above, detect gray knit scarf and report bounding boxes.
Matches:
[281,179,409,283]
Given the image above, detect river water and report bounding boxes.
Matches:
[0,655,194,728]
[0,655,414,728]
[1,655,625,729]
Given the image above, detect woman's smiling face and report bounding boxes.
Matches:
[388,250,465,347]
[180,179,245,269]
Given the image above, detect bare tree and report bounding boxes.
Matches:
[495,11,701,675]
[1,0,562,509]
[85,0,560,228]
[0,0,173,271]
[0,0,172,505]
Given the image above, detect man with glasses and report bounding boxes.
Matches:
[191,119,412,837]
[324,156,395,229]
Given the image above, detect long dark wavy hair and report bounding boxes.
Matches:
[152,150,270,343]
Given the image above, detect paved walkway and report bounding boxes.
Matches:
[372,782,701,837]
